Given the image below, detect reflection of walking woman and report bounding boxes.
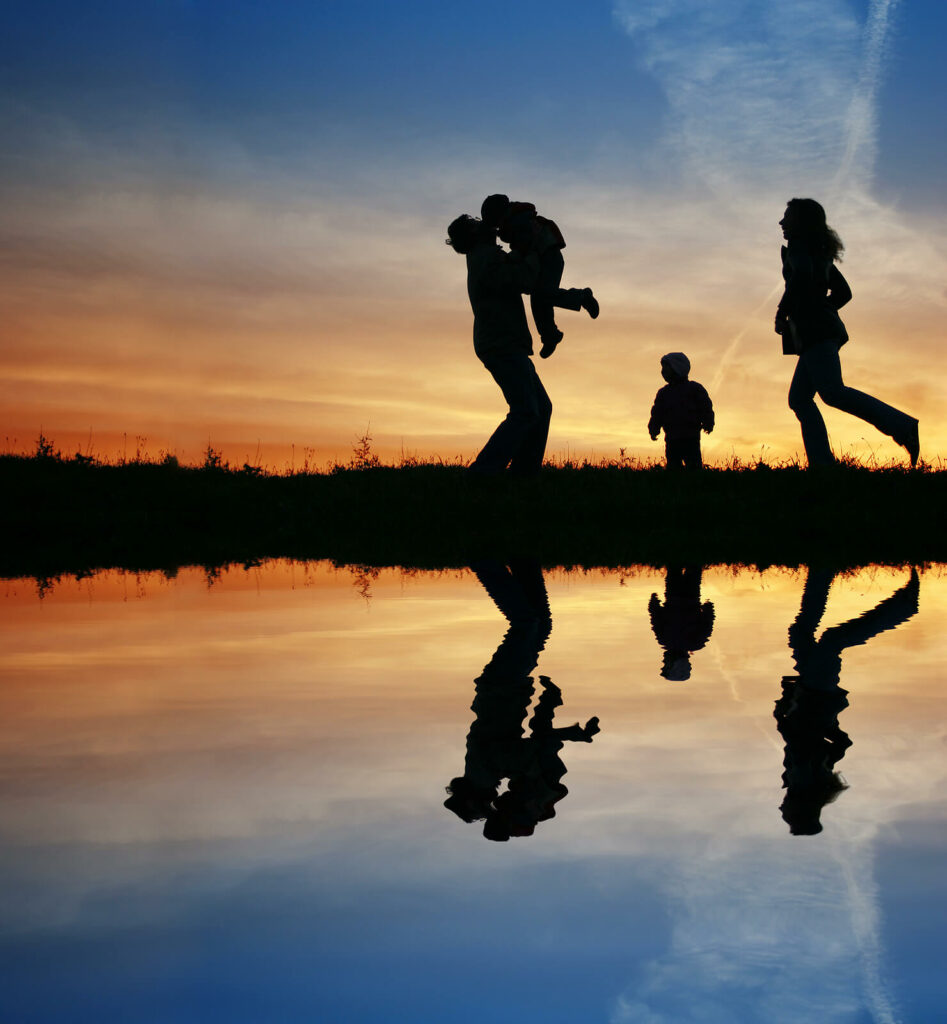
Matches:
[775,566,920,835]
[775,198,920,467]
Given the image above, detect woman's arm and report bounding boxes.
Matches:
[827,264,852,310]
[775,243,811,330]
[778,242,814,314]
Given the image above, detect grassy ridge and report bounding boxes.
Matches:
[3,451,944,579]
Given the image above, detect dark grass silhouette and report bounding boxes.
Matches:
[2,443,945,580]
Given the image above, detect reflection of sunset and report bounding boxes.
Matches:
[3,561,945,846]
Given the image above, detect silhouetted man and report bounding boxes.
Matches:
[446,214,551,477]
[775,566,920,835]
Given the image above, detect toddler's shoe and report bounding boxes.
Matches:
[539,329,564,359]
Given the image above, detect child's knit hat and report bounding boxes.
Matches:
[661,352,690,379]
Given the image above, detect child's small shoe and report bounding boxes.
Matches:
[539,329,564,359]
[582,288,599,319]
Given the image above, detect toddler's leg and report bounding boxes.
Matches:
[665,437,684,470]
[682,436,703,469]
[532,251,564,356]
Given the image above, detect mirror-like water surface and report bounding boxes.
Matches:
[1,562,945,1023]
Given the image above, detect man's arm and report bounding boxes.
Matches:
[478,246,540,295]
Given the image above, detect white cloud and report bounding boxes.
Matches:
[611,0,891,204]
[608,831,902,1024]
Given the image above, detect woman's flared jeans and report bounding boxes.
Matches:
[788,341,915,466]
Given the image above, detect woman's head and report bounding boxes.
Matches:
[780,198,844,261]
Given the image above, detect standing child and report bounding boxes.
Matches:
[481,193,598,359]
[648,352,715,469]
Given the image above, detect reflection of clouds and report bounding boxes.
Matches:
[1,564,944,1019]
[610,831,901,1024]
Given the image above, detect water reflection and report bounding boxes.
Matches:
[445,560,600,841]
[2,561,945,1022]
[776,566,920,835]
[648,564,716,680]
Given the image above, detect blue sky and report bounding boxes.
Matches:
[5,0,942,198]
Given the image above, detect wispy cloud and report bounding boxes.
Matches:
[607,829,903,1024]
[832,0,900,196]
[612,0,894,204]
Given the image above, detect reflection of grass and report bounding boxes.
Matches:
[2,445,945,578]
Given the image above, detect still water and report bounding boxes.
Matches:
[1,561,944,1023]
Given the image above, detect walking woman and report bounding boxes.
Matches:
[775,198,919,467]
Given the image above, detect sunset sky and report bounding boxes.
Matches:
[2,0,945,468]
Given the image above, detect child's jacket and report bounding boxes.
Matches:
[499,202,566,254]
[648,380,715,440]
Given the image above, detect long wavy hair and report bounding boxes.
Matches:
[786,198,845,262]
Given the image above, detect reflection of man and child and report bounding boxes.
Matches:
[449,562,920,840]
[445,561,599,842]
[447,195,920,474]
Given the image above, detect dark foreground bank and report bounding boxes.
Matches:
[2,453,944,579]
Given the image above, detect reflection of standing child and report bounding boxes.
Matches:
[481,193,598,359]
[647,352,715,469]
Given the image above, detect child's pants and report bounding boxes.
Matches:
[665,435,702,470]
[530,249,585,341]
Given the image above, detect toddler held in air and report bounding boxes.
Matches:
[481,193,598,359]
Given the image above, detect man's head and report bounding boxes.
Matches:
[446,214,493,254]
[444,776,494,821]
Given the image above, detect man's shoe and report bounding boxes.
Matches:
[582,288,599,319]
